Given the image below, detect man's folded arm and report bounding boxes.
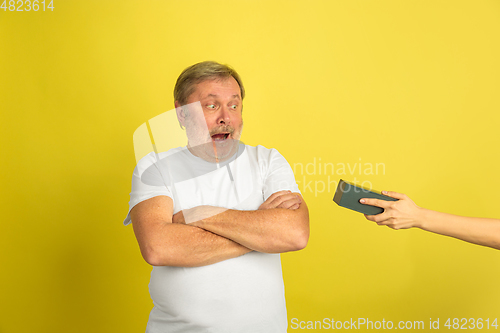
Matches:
[182,191,310,254]
[130,195,252,267]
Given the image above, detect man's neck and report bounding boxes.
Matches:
[186,141,239,164]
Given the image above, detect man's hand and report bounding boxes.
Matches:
[172,210,185,224]
[258,190,302,210]
[176,191,302,225]
[188,192,308,253]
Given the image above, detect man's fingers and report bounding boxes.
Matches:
[267,192,300,208]
[277,196,301,209]
[260,191,302,210]
[266,190,291,203]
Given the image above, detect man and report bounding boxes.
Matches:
[124,61,309,332]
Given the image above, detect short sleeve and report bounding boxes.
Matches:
[260,147,300,200]
[123,153,173,226]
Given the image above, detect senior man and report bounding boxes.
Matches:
[124,61,309,332]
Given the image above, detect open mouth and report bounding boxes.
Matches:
[211,133,230,141]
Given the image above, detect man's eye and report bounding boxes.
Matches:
[231,105,238,110]
[206,104,216,109]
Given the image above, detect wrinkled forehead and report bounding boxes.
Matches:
[191,77,242,101]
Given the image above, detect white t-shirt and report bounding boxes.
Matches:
[125,144,300,333]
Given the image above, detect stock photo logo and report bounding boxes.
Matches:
[292,157,387,197]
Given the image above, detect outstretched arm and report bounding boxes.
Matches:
[173,191,309,253]
[361,191,500,250]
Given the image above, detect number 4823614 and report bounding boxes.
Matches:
[1,0,54,11]
[444,318,498,330]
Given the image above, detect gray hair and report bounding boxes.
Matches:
[174,61,245,106]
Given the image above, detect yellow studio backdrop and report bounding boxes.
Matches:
[1,0,499,332]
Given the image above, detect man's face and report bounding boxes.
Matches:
[178,77,243,162]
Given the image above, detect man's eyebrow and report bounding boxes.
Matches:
[204,94,241,100]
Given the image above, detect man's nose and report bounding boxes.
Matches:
[217,106,231,124]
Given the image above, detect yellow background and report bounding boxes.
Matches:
[1,1,499,332]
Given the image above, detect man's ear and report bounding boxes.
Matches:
[174,101,186,129]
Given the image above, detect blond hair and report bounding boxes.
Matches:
[174,61,245,105]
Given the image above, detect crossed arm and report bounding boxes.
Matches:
[361,191,500,250]
[130,191,309,267]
